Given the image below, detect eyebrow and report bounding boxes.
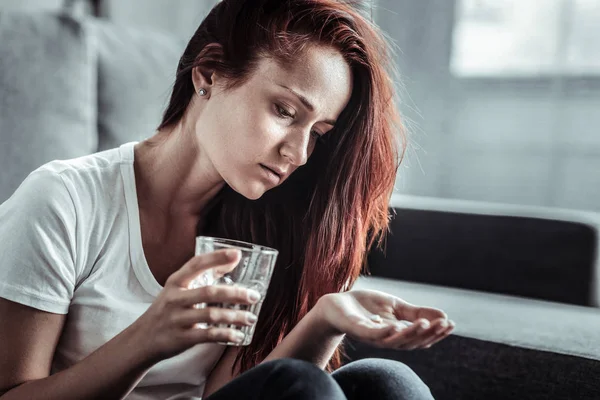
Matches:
[277,84,337,126]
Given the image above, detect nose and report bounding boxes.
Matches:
[280,127,312,167]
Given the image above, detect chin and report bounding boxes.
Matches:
[244,190,265,201]
[228,180,268,200]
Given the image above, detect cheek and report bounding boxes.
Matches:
[238,114,283,156]
[207,100,251,152]
[206,98,284,167]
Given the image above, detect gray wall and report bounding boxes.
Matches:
[378,0,600,212]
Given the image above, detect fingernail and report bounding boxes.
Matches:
[248,290,261,303]
[246,313,258,324]
[234,331,245,343]
[226,249,241,259]
[419,320,430,330]
[436,321,448,334]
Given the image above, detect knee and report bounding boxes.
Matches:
[335,358,433,400]
[262,357,322,378]
[260,358,344,398]
[353,358,422,382]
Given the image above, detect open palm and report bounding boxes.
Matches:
[320,289,455,350]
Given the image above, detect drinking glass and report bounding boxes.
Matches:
[190,236,278,346]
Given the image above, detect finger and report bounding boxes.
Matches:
[409,318,448,349]
[352,318,399,342]
[378,323,421,349]
[391,296,447,322]
[167,249,241,288]
[421,320,455,349]
[380,320,419,338]
[423,321,455,349]
[367,319,411,342]
[390,297,420,321]
[417,307,448,322]
[398,318,442,350]
[177,284,261,307]
[174,307,258,328]
[185,326,247,345]
[377,319,425,348]
[396,319,436,350]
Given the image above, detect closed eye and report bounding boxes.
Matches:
[275,104,294,119]
[276,103,326,144]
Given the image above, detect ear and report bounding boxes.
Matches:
[192,65,215,97]
[191,43,226,97]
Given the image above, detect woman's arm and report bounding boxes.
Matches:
[260,297,345,367]
[203,290,455,397]
[1,250,259,400]
[203,296,343,397]
[0,298,155,400]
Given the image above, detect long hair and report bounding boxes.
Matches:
[158,0,405,373]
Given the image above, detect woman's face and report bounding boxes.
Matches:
[194,45,353,200]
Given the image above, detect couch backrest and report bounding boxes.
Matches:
[90,19,186,151]
[0,12,187,203]
[0,12,97,203]
[368,194,600,307]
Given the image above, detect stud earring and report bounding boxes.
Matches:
[198,88,207,96]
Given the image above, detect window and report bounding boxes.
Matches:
[451,0,600,77]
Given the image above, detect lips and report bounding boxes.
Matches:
[259,164,281,184]
[260,164,281,178]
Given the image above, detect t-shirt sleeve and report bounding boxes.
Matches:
[0,168,78,314]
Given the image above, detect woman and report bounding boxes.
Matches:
[0,0,454,399]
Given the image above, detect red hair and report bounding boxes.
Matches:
[158,0,405,373]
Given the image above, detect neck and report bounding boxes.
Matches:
[134,122,225,219]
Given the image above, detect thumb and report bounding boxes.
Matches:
[417,307,448,322]
[391,297,421,321]
[392,299,447,323]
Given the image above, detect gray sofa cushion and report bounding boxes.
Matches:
[0,12,97,203]
[355,277,600,361]
[90,20,186,151]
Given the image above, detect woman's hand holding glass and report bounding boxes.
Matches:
[134,249,261,362]
[317,289,455,350]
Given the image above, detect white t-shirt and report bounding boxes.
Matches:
[0,142,225,399]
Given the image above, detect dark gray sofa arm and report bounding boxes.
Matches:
[367,194,600,306]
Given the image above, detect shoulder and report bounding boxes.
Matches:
[4,167,74,216]
[40,145,128,187]
[2,146,129,221]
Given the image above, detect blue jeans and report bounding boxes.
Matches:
[205,358,435,400]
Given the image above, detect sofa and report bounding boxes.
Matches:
[1,10,599,400]
[347,196,600,399]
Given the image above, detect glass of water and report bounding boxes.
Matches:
[190,236,278,346]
